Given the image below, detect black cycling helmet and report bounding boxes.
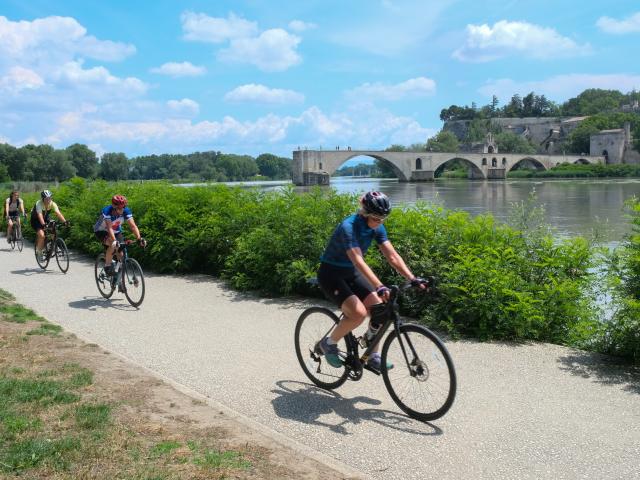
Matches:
[361,191,391,217]
[41,190,53,200]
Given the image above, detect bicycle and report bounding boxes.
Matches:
[94,239,146,307]
[295,281,456,422]
[7,215,24,252]
[34,221,70,273]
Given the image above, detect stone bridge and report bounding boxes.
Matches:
[292,150,605,185]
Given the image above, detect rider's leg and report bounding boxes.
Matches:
[6,218,13,241]
[35,229,45,252]
[362,292,385,354]
[329,295,368,342]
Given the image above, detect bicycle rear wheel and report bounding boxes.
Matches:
[381,324,456,421]
[35,240,50,269]
[94,253,115,299]
[122,258,145,307]
[55,238,69,273]
[295,307,349,390]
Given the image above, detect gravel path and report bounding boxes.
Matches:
[1,244,639,479]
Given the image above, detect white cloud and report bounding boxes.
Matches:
[0,66,45,92]
[288,20,316,32]
[54,61,147,96]
[218,28,301,71]
[151,61,206,77]
[453,20,591,62]
[596,12,640,34]
[347,77,436,101]
[181,11,257,43]
[224,84,304,104]
[0,15,135,63]
[42,105,431,155]
[478,74,640,102]
[167,98,200,115]
[0,134,10,144]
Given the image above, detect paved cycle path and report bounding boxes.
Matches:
[1,245,639,479]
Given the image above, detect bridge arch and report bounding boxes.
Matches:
[326,153,409,181]
[434,157,484,179]
[574,158,590,164]
[508,157,546,173]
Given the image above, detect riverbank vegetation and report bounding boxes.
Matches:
[16,179,640,363]
[508,163,640,178]
[0,143,291,183]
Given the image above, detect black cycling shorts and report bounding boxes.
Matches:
[29,211,46,232]
[317,262,375,308]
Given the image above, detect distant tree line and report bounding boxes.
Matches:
[0,143,292,183]
[440,88,640,121]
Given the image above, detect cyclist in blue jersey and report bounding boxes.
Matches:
[317,191,426,371]
[94,195,146,276]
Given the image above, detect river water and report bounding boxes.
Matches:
[216,177,640,245]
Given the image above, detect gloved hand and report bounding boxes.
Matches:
[138,237,147,248]
[376,285,390,300]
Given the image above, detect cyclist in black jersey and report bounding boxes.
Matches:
[317,191,426,370]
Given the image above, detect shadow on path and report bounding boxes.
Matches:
[557,352,640,395]
[11,268,64,276]
[68,296,136,312]
[271,380,442,436]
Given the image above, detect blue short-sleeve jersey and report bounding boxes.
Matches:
[320,214,389,268]
[93,205,133,234]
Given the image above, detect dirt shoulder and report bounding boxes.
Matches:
[0,289,359,479]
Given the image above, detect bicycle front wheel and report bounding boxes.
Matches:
[9,230,16,250]
[294,307,349,390]
[16,224,23,252]
[94,254,115,299]
[55,238,69,273]
[382,324,456,421]
[122,258,145,307]
[35,240,50,269]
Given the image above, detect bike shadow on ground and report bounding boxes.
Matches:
[271,380,442,436]
[10,267,65,276]
[557,352,640,395]
[67,296,137,312]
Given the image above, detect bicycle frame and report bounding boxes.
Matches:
[109,241,131,290]
[341,285,418,377]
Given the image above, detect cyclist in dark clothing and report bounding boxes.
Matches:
[317,191,426,370]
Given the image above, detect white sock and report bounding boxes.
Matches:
[326,337,337,345]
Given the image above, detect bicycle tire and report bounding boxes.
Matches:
[122,258,145,307]
[295,307,349,390]
[381,324,456,421]
[35,240,51,269]
[94,253,115,299]
[55,238,69,273]
[16,224,23,252]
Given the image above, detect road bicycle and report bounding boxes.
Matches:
[295,282,456,422]
[7,215,24,252]
[34,221,70,273]
[94,239,146,307]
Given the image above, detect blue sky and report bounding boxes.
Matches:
[1,0,639,158]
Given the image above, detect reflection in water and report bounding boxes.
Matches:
[303,178,640,244]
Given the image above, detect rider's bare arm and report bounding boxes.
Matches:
[378,241,415,280]
[127,217,142,241]
[347,247,384,290]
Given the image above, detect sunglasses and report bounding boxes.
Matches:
[368,214,387,223]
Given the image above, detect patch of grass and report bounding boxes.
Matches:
[0,377,77,405]
[26,322,62,336]
[9,367,25,375]
[0,436,81,472]
[151,440,182,457]
[2,414,43,436]
[0,288,15,302]
[75,403,112,430]
[193,449,252,470]
[69,368,93,387]
[0,304,44,324]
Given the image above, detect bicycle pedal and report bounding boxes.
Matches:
[363,364,382,376]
